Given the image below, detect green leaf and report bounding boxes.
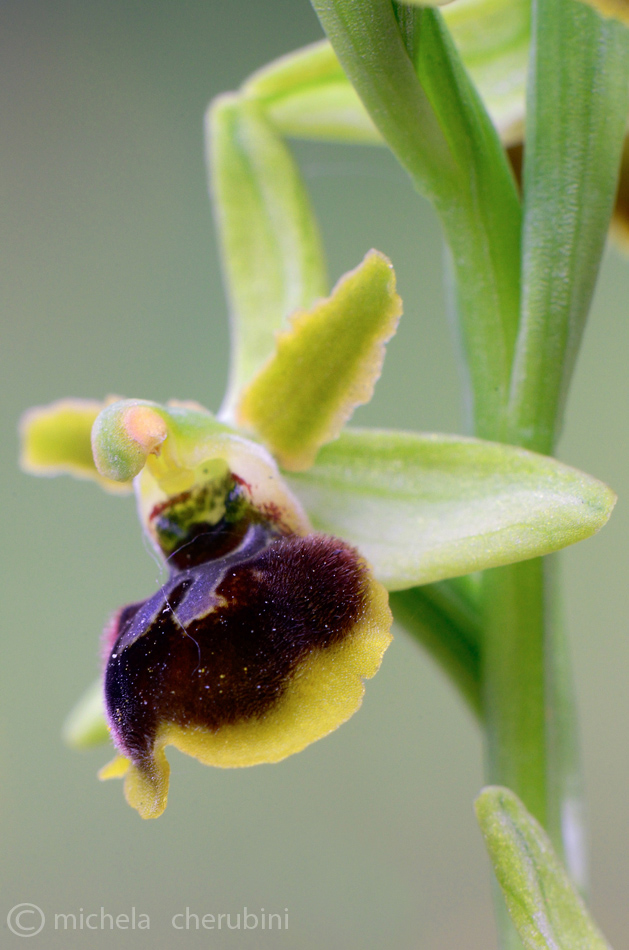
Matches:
[309,0,457,196]
[237,251,401,471]
[475,786,612,950]
[206,94,327,418]
[286,428,616,590]
[63,679,110,750]
[506,0,629,453]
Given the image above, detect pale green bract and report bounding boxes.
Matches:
[476,787,613,950]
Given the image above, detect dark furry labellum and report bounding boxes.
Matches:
[100,489,392,819]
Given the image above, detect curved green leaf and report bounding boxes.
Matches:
[310,0,521,439]
[476,786,612,950]
[286,428,616,590]
[244,2,528,148]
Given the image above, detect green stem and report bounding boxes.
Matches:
[483,559,549,950]
[483,560,550,831]
[482,557,585,949]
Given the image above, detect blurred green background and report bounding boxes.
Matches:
[2,1,628,947]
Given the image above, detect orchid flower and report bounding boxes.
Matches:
[19,5,617,822]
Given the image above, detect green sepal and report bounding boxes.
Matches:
[19,398,133,494]
[244,40,381,144]
[63,679,110,750]
[286,428,616,590]
[206,94,327,419]
[475,786,613,950]
[236,251,402,471]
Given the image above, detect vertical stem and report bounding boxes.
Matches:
[506,0,629,453]
[482,557,553,950]
[544,556,587,893]
[483,559,548,832]
[483,557,585,949]
[483,556,583,862]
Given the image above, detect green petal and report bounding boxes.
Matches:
[63,679,110,750]
[286,428,616,590]
[475,786,613,950]
[19,398,133,494]
[236,251,402,471]
[206,94,327,418]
